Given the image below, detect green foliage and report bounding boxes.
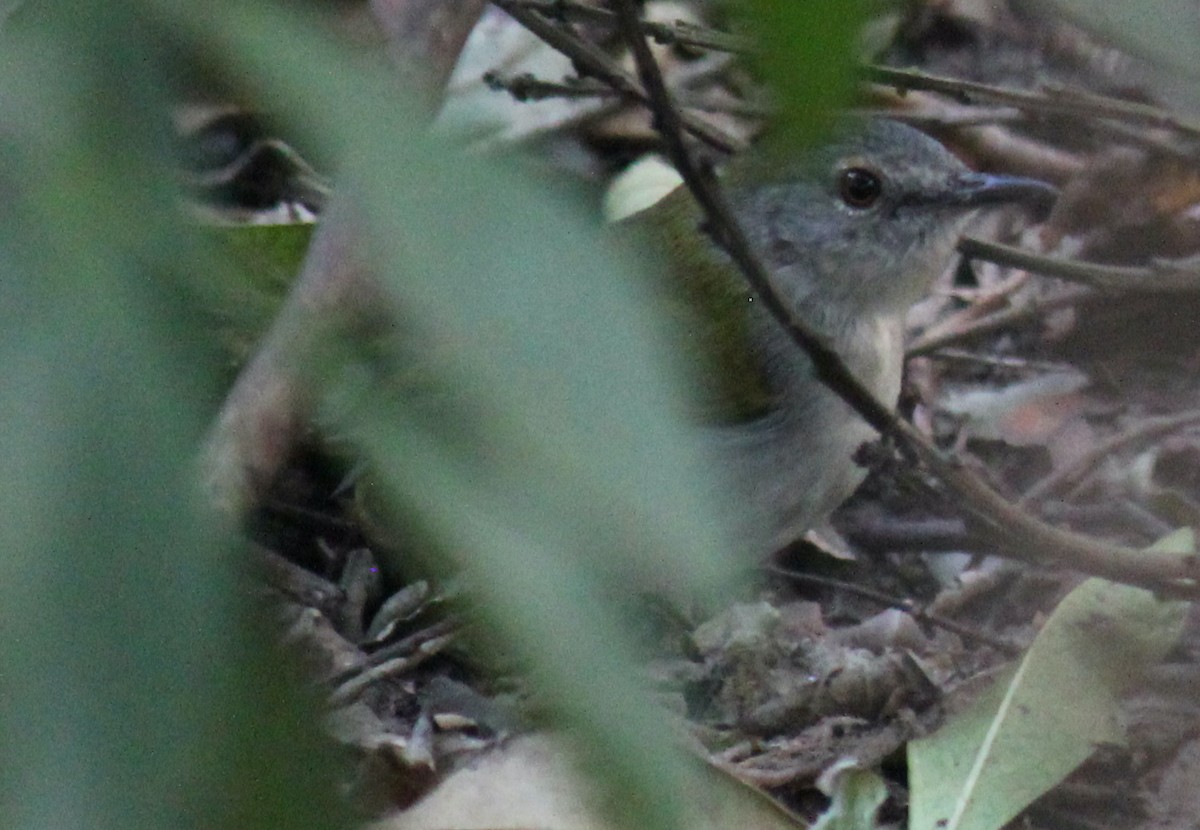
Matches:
[0,1,874,828]
[0,4,345,829]
[731,0,868,154]
[202,222,316,366]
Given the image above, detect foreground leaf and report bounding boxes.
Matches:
[200,221,315,364]
[734,0,866,153]
[0,5,344,829]
[907,529,1192,830]
[162,3,746,829]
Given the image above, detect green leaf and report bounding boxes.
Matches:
[0,5,345,829]
[907,529,1192,830]
[200,221,315,364]
[812,760,888,830]
[733,0,868,153]
[161,3,744,830]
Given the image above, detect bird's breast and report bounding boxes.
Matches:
[720,310,908,554]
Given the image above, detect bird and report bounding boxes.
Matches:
[625,118,1058,555]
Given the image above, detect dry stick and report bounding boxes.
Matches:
[865,65,1200,141]
[485,72,618,102]
[960,236,1200,293]
[764,565,1022,656]
[932,349,1073,373]
[930,451,1198,596]
[329,632,456,706]
[920,235,1200,358]
[607,2,1200,594]
[906,285,1089,357]
[491,0,744,154]
[507,0,754,54]
[870,91,1090,182]
[488,70,770,118]
[1021,410,1200,506]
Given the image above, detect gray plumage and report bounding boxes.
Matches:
[702,119,1055,553]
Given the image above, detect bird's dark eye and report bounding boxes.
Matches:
[837,167,883,209]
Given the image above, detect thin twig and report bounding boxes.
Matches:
[487,69,769,117]
[1021,410,1200,506]
[491,0,744,154]
[865,65,1200,141]
[931,348,1074,373]
[907,286,1089,357]
[960,236,1200,293]
[504,0,753,54]
[608,3,1200,593]
[764,565,1022,656]
[484,71,618,101]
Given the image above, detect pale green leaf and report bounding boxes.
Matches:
[159,3,746,830]
[907,529,1192,830]
[0,5,345,829]
[812,760,888,830]
[200,221,315,364]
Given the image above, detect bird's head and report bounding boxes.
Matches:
[727,119,1057,320]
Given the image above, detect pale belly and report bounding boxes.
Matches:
[718,314,905,554]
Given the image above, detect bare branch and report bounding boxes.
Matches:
[865,65,1200,142]
[1020,411,1200,506]
[907,286,1088,357]
[765,565,1023,656]
[504,0,753,54]
[960,236,1200,293]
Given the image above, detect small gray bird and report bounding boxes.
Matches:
[632,119,1056,554]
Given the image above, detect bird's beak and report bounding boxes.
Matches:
[946,172,1060,219]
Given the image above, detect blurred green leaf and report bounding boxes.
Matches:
[159,2,744,829]
[731,0,868,153]
[0,4,346,829]
[907,529,1192,830]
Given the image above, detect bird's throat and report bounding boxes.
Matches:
[754,299,907,417]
